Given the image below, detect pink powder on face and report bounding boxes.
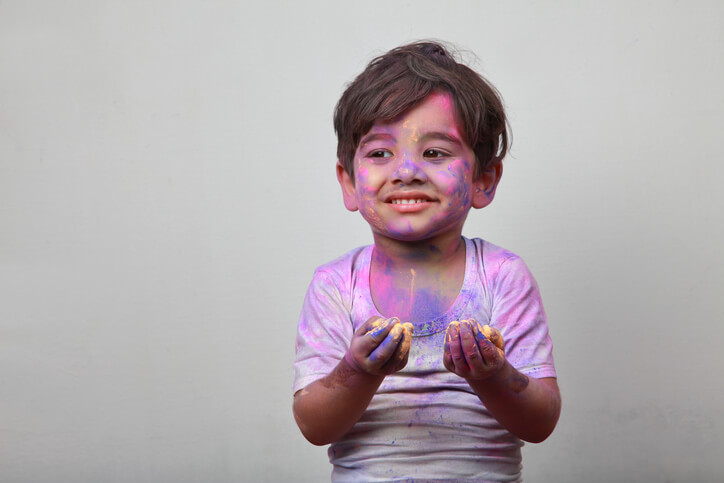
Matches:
[346,91,479,242]
[355,164,386,231]
[446,159,473,209]
[430,89,455,111]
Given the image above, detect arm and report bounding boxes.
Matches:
[293,358,383,446]
[469,366,560,443]
[293,317,413,446]
[444,320,561,443]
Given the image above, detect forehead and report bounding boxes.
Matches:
[364,91,464,139]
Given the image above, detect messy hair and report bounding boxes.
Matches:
[334,41,509,179]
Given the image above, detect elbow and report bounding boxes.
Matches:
[293,394,334,446]
[295,418,335,446]
[523,391,562,443]
[301,430,333,447]
[516,416,558,443]
[520,428,554,444]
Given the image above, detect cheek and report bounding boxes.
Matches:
[438,159,473,205]
[355,169,376,200]
[447,158,471,180]
[355,163,387,198]
[355,165,368,185]
[354,163,387,229]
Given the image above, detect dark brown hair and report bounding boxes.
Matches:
[334,41,509,179]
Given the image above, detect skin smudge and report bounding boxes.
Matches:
[399,323,414,356]
[409,268,416,310]
[365,317,393,336]
[509,372,529,394]
[319,358,362,390]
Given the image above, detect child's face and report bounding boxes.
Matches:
[337,91,501,244]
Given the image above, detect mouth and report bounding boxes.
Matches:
[384,192,436,212]
[384,192,435,204]
[389,198,429,205]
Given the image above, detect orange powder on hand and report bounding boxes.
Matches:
[470,321,505,351]
[365,317,389,336]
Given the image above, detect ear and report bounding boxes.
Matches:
[472,161,503,209]
[336,162,359,212]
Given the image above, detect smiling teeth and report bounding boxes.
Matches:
[391,199,426,204]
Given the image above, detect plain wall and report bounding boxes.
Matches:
[2,1,723,481]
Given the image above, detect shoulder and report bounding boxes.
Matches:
[467,237,523,269]
[313,245,370,280]
[306,245,372,299]
[467,237,536,287]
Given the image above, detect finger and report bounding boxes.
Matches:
[470,320,487,347]
[482,324,505,351]
[382,323,413,372]
[476,333,503,368]
[443,350,454,373]
[351,317,397,365]
[443,325,454,372]
[364,317,397,346]
[386,323,411,364]
[472,322,502,356]
[396,323,414,360]
[446,321,469,375]
[470,322,492,364]
[369,322,404,365]
[459,320,484,371]
[361,316,390,337]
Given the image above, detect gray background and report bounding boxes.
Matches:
[2,1,723,481]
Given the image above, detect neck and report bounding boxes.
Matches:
[371,231,465,269]
[369,231,467,323]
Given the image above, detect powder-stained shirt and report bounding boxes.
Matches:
[293,237,557,482]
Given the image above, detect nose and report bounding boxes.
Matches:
[391,155,427,185]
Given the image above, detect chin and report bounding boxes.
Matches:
[379,228,443,243]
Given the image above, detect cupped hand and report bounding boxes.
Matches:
[344,316,414,376]
[443,319,505,380]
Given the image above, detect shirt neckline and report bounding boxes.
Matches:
[360,237,475,336]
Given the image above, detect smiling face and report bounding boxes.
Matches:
[337,91,502,244]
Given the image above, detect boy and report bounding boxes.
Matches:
[293,41,560,482]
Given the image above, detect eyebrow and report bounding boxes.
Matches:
[359,133,395,146]
[359,131,463,146]
[419,132,463,146]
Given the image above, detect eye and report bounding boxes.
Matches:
[423,149,448,159]
[365,149,393,162]
[368,149,392,158]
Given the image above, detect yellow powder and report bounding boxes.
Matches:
[481,323,505,351]
[390,323,412,361]
[397,330,412,360]
[365,317,389,336]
